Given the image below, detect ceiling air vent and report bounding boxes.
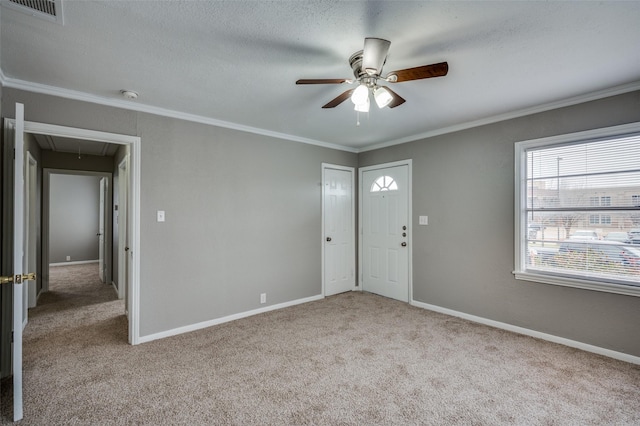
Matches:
[4,0,64,25]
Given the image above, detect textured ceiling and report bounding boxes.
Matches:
[2,1,640,152]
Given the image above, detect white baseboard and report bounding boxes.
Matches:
[111,281,119,296]
[411,299,640,365]
[138,294,325,344]
[49,260,99,267]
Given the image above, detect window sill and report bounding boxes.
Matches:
[513,270,640,298]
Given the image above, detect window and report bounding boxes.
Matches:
[515,123,640,296]
[370,176,398,192]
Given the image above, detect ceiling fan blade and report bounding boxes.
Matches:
[362,37,391,75]
[383,87,406,108]
[296,79,350,84]
[387,62,448,83]
[322,89,355,108]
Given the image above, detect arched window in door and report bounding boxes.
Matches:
[370,175,398,192]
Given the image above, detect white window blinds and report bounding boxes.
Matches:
[517,129,640,292]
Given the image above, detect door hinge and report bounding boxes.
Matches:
[11,331,14,343]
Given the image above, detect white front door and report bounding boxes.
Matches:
[323,166,355,296]
[98,177,106,283]
[361,163,410,302]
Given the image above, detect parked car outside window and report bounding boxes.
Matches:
[628,228,640,245]
[604,232,630,243]
[569,230,598,240]
[557,241,640,275]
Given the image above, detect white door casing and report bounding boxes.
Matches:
[117,156,129,301]
[360,161,411,302]
[322,165,355,296]
[98,177,106,283]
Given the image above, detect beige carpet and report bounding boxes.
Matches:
[2,264,640,425]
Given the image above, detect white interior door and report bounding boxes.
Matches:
[13,102,25,421]
[98,177,106,283]
[323,166,355,296]
[361,164,410,302]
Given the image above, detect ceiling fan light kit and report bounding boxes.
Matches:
[296,37,448,119]
[351,84,369,105]
[354,96,370,113]
[374,86,393,108]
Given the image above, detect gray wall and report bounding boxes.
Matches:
[359,90,640,357]
[49,174,100,263]
[137,113,357,334]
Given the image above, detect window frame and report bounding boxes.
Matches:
[514,122,640,297]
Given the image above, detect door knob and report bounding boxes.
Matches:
[1,273,36,284]
[401,242,407,247]
[326,237,332,242]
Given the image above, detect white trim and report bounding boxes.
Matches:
[3,72,638,155]
[358,159,413,302]
[49,260,99,267]
[139,294,324,344]
[1,76,357,153]
[410,299,640,365]
[360,81,640,152]
[111,281,119,296]
[321,164,357,297]
[116,156,129,301]
[514,121,640,298]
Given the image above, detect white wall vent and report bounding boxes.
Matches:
[4,0,64,25]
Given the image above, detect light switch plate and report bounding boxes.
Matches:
[157,210,165,222]
[419,215,428,225]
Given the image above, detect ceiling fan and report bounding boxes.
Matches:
[296,37,448,111]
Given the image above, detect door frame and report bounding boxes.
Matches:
[42,169,112,285]
[117,156,129,301]
[6,119,142,345]
[358,159,413,301]
[321,163,356,297]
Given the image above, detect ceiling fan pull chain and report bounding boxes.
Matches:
[356,111,360,126]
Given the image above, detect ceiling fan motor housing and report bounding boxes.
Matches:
[349,50,366,79]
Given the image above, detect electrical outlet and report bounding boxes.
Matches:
[260,293,266,304]
[66,256,71,261]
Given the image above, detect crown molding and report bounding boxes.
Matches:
[358,81,640,153]
[2,71,638,155]
[0,73,359,154]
